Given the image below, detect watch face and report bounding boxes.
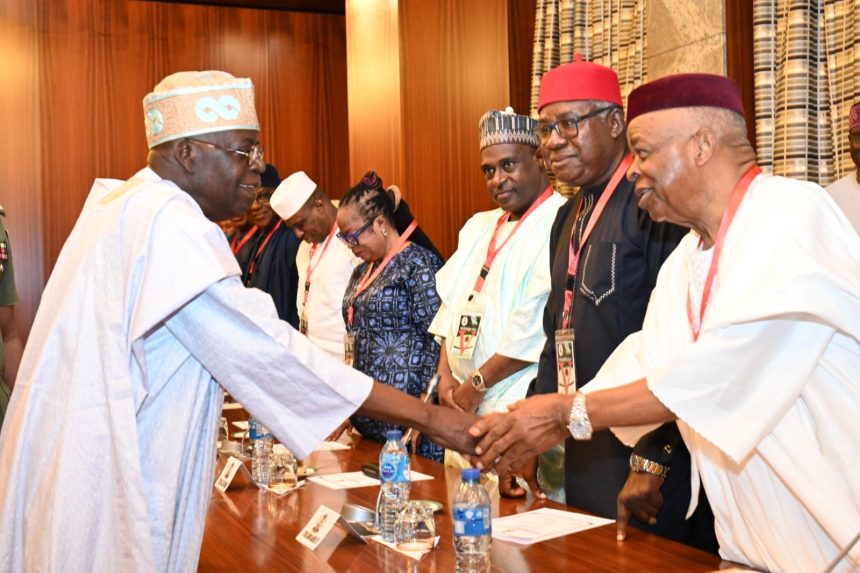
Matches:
[471,373,485,392]
[568,420,591,441]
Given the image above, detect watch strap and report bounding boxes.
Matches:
[629,453,669,479]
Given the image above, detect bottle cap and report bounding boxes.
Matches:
[386,430,403,441]
[461,468,481,481]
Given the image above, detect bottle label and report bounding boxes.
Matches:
[379,453,409,483]
[249,420,271,440]
[453,506,491,536]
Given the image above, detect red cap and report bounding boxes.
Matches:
[627,73,746,124]
[537,54,623,112]
[850,102,860,129]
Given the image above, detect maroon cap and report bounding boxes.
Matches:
[626,73,745,123]
[537,54,623,112]
[850,102,860,129]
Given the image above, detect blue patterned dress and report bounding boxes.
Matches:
[342,242,444,461]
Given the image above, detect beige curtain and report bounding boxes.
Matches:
[754,0,860,185]
[529,0,647,116]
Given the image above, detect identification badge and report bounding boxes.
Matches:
[555,329,576,395]
[299,311,308,335]
[453,312,482,360]
[343,334,355,367]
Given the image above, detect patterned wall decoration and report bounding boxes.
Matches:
[754,0,860,185]
[529,0,647,115]
[529,0,646,195]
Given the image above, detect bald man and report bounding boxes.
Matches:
[471,73,860,573]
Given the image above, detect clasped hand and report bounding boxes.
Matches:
[466,394,569,474]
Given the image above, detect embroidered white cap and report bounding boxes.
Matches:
[271,171,317,220]
[142,70,259,149]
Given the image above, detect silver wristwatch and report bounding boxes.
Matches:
[566,391,592,440]
[629,454,669,479]
[470,370,487,393]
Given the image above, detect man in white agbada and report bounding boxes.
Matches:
[0,71,477,573]
[469,74,860,573]
[826,101,860,235]
[269,171,360,360]
[432,107,565,496]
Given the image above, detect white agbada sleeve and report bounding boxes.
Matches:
[166,277,373,459]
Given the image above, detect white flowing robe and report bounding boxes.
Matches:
[826,173,860,235]
[0,168,373,573]
[587,174,860,573]
[429,192,565,413]
[295,237,361,360]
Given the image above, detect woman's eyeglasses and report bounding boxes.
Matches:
[336,219,374,246]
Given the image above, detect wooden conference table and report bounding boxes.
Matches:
[199,432,745,573]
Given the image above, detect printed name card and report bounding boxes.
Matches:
[214,456,243,493]
[296,505,341,550]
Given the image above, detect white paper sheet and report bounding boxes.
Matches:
[491,508,613,545]
[308,471,433,490]
[313,441,351,452]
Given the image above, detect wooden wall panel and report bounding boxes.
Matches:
[507,0,536,117]
[725,0,756,147]
[39,0,349,285]
[0,0,44,341]
[346,0,403,189]
[399,0,511,258]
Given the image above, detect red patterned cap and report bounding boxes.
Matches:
[537,54,623,112]
[627,73,745,124]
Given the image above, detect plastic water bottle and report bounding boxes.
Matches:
[453,468,492,572]
[249,417,273,486]
[377,430,411,542]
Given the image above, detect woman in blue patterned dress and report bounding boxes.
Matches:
[336,171,444,461]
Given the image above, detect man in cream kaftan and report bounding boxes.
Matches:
[0,170,373,572]
[588,173,860,572]
[0,71,478,573]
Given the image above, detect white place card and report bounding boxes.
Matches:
[214,456,244,493]
[296,505,341,550]
[307,471,434,490]
[492,507,613,545]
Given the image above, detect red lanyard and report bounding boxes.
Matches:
[561,155,633,328]
[231,225,258,255]
[472,186,554,295]
[347,220,418,326]
[687,165,761,341]
[245,220,282,282]
[302,223,338,308]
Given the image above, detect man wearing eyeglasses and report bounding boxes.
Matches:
[525,56,716,552]
[0,71,478,572]
[242,163,301,327]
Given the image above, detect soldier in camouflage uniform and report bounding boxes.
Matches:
[0,206,23,429]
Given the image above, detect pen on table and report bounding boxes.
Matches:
[402,373,440,445]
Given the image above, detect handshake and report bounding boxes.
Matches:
[425,392,575,480]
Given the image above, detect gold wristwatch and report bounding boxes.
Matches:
[629,454,669,479]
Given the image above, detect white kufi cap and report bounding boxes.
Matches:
[271,171,317,219]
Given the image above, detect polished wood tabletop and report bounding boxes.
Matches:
[199,434,738,573]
